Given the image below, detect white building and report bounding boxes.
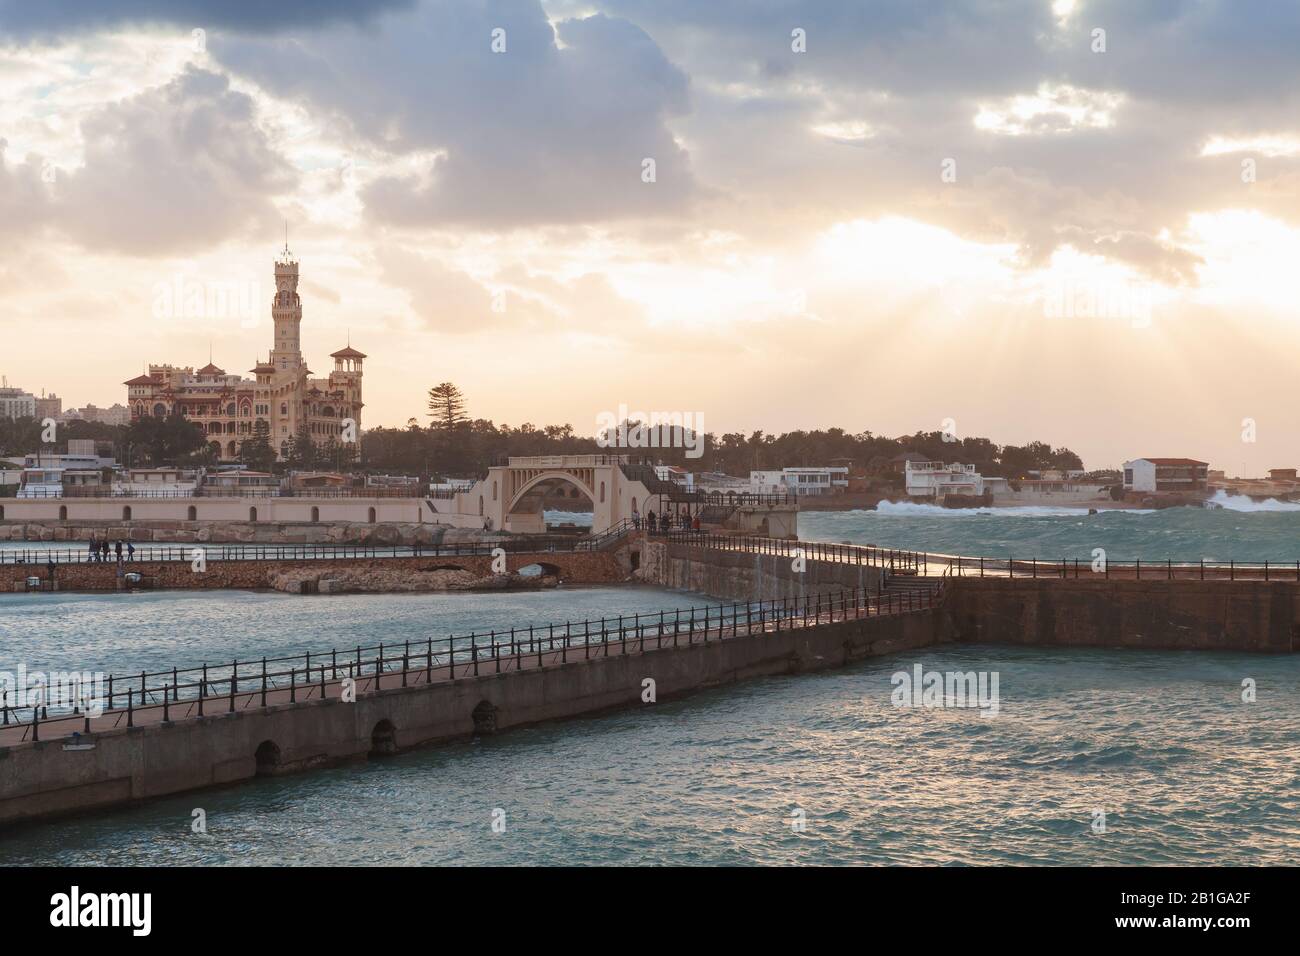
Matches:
[1122,458,1209,493]
[0,385,36,419]
[654,464,695,492]
[905,461,985,499]
[749,466,848,496]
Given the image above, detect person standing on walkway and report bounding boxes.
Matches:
[88,535,97,562]
[127,541,135,561]
[114,540,123,562]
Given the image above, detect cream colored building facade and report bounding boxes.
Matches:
[125,244,364,461]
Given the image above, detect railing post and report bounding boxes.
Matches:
[261,657,267,707]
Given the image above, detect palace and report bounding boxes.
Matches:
[124,243,364,461]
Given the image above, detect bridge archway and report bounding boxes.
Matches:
[506,472,595,533]
[369,719,398,756]
[254,739,281,776]
[471,700,499,735]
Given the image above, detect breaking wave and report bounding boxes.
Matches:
[1206,490,1300,513]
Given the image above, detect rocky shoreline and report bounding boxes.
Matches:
[269,566,558,594]
[0,520,508,547]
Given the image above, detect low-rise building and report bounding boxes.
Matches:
[0,385,36,420]
[904,460,984,499]
[653,465,695,493]
[749,466,848,496]
[34,393,62,421]
[1122,458,1209,493]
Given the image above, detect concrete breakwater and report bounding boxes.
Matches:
[945,577,1299,653]
[636,539,885,601]
[0,519,495,547]
[639,539,1300,653]
[0,595,941,826]
[2,550,630,593]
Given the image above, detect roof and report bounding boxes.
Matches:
[330,346,367,359]
[123,374,161,386]
[196,363,225,376]
[1136,458,1208,466]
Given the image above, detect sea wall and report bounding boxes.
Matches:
[3,551,630,592]
[642,541,1299,653]
[0,518,489,546]
[0,607,943,826]
[635,540,884,601]
[945,577,1299,653]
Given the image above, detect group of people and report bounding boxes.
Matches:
[634,509,701,533]
[87,535,134,563]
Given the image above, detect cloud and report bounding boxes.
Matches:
[0,0,412,38]
[210,2,697,228]
[51,66,295,254]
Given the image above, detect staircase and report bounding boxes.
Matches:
[881,574,946,605]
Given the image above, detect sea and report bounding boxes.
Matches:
[1,493,1297,865]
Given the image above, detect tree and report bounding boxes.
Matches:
[427,383,468,431]
[285,423,317,470]
[239,420,277,473]
[123,414,206,466]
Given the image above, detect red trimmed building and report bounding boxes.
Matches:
[125,245,364,461]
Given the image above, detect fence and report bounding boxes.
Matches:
[654,529,926,573]
[658,532,1300,581]
[934,553,1300,581]
[0,583,942,741]
[19,486,425,499]
[0,520,636,566]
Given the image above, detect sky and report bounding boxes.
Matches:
[2,0,1299,474]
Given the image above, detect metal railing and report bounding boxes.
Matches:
[932,553,1300,581]
[0,582,940,742]
[653,530,926,573]
[656,532,1300,582]
[17,486,427,499]
[0,521,636,566]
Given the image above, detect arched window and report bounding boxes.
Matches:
[227,404,236,416]
[492,480,497,502]
[153,403,166,417]
[249,507,258,522]
[187,505,197,521]
[280,403,288,415]
[59,505,67,520]
[122,506,132,520]
[478,496,484,516]
[368,507,377,523]
[311,506,319,522]
[600,481,606,504]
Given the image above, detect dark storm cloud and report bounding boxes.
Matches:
[213,1,697,228]
[0,0,412,39]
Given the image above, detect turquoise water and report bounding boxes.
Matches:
[3,637,1296,865]
[800,496,1300,562]
[0,587,712,680]
[3,509,1300,865]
